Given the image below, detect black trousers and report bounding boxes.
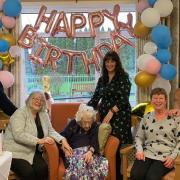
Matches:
[131,157,173,180]
[11,152,48,180]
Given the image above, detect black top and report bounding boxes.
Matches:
[60,119,99,153]
[35,113,44,153]
[88,75,132,144]
[0,81,17,116]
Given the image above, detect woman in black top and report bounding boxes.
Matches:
[88,51,132,179]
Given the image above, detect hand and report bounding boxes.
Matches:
[168,109,180,117]
[38,137,55,145]
[64,148,73,157]
[136,151,145,161]
[162,156,174,168]
[102,111,113,123]
[84,151,93,163]
[61,138,73,156]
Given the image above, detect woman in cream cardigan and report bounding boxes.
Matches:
[3,91,72,180]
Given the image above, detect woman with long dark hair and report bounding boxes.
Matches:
[88,50,132,179]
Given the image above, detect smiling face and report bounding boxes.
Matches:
[151,94,167,111]
[31,94,44,113]
[105,59,116,73]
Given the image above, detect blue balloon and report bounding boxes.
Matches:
[0,40,9,52]
[3,0,22,17]
[148,0,157,6]
[160,64,177,80]
[155,49,171,64]
[0,60,3,70]
[151,25,172,49]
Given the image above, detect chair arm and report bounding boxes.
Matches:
[175,155,180,180]
[175,155,180,165]
[104,135,120,180]
[44,142,59,180]
[120,145,135,155]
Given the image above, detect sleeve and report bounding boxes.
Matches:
[135,116,146,152]
[60,120,74,142]
[10,109,39,146]
[87,78,102,110]
[44,113,65,143]
[0,82,17,116]
[112,76,131,110]
[89,122,99,153]
[170,117,180,159]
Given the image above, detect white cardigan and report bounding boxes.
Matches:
[3,106,64,164]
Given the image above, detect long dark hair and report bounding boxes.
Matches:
[102,51,128,84]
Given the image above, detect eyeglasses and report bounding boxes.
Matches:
[32,97,43,102]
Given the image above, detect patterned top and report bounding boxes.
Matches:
[135,112,180,160]
[88,75,132,144]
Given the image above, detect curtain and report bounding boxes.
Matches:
[169,0,179,107]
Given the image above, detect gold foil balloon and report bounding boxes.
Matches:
[0,53,15,66]
[134,71,156,87]
[134,20,151,38]
[0,33,16,46]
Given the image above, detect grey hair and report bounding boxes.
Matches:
[25,91,47,112]
[75,103,96,122]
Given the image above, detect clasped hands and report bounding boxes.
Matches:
[136,152,175,168]
[63,145,94,164]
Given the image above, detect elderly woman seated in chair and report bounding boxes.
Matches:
[3,91,71,180]
[60,103,108,180]
[131,88,180,180]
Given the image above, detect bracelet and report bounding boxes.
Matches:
[111,108,115,113]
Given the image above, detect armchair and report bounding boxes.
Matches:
[120,145,180,180]
[47,102,120,180]
[120,115,180,180]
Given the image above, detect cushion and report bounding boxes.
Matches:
[98,123,112,154]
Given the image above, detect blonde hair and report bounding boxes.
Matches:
[25,91,47,112]
[75,103,96,122]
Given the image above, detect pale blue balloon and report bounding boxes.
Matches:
[155,49,171,64]
[151,25,172,49]
[160,64,177,80]
[3,0,22,17]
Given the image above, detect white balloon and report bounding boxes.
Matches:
[137,54,155,71]
[154,0,173,17]
[9,46,21,58]
[152,76,171,94]
[141,8,160,28]
[143,42,157,54]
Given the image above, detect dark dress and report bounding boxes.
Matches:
[88,75,132,144]
[61,119,108,179]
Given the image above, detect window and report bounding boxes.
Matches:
[21,3,136,106]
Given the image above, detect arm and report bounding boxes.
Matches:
[169,117,180,160]
[0,82,17,116]
[89,122,99,153]
[87,78,102,109]
[11,108,39,146]
[134,117,146,153]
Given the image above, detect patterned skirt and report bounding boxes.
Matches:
[64,146,108,180]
